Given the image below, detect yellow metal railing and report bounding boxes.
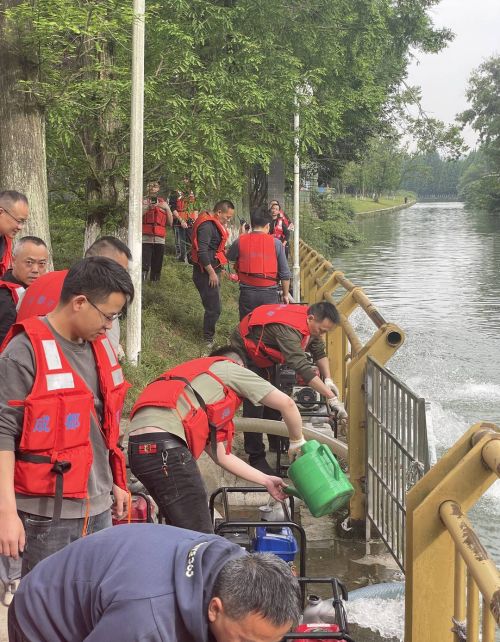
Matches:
[405,423,500,641]
[299,240,405,525]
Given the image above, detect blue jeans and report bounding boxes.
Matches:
[19,509,112,577]
[128,433,214,534]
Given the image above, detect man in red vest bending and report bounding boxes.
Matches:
[227,206,291,320]
[0,257,134,576]
[191,200,235,347]
[0,191,29,278]
[231,301,347,474]
[126,345,306,533]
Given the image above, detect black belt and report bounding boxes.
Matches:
[128,434,185,455]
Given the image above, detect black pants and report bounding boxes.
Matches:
[239,286,280,320]
[242,364,282,461]
[8,599,30,641]
[128,433,214,534]
[192,267,221,341]
[142,243,165,281]
[174,225,187,260]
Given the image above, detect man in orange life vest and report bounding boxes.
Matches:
[231,302,347,474]
[0,191,29,278]
[227,206,291,320]
[191,200,235,346]
[125,345,306,533]
[142,180,173,282]
[0,236,49,345]
[0,256,134,575]
[16,236,132,358]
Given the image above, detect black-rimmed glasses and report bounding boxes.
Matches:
[0,206,28,227]
[87,298,122,323]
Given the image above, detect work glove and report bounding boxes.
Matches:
[327,397,348,432]
[288,437,307,462]
[324,377,340,397]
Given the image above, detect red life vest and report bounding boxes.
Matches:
[0,236,13,277]
[239,304,311,368]
[4,317,130,499]
[16,270,67,322]
[0,280,25,307]
[142,197,168,237]
[236,233,278,287]
[130,357,242,460]
[272,217,286,241]
[190,214,229,270]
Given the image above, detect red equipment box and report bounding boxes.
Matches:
[112,492,154,525]
[294,623,347,642]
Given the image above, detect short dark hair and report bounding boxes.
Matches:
[13,236,47,255]
[250,207,272,229]
[85,236,132,260]
[269,200,281,208]
[209,345,247,366]
[213,200,235,213]
[60,256,134,305]
[307,301,340,325]
[212,553,301,627]
[0,190,29,207]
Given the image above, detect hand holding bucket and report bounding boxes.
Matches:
[284,440,354,517]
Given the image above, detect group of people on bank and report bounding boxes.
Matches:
[0,188,346,641]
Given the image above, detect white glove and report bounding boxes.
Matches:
[328,397,348,425]
[288,437,306,462]
[324,377,339,397]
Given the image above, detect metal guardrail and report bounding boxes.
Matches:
[298,239,405,527]
[405,423,500,641]
[365,357,430,571]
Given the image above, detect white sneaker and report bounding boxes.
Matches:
[2,579,20,606]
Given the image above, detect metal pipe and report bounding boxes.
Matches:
[439,500,500,626]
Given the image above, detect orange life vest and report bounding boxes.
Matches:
[238,304,311,368]
[236,233,278,287]
[3,318,129,504]
[190,214,229,270]
[0,236,13,278]
[0,280,25,307]
[142,197,168,237]
[130,357,242,460]
[16,270,66,323]
[272,217,286,241]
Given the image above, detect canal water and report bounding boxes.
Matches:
[329,201,500,638]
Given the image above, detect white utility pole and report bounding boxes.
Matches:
[293,100,301,301]
[126,0,145,365]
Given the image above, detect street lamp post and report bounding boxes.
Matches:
[293,99,300,301]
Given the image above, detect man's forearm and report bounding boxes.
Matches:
[308,375,336,400]
[315,356,331,380]
[0,451,17,512]
[281,279,290,297]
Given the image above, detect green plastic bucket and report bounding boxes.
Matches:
[284,440,354,517]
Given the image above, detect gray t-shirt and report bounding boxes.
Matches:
[0,318,113,518]
[127,360,275,441]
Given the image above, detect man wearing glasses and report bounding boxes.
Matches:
[0,191,29,278]
[0,257,134,575]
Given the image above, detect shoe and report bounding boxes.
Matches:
[2,579,20,607]
[249,456,277,477]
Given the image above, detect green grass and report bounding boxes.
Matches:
[344,196,409,214]
[122,236,240,413]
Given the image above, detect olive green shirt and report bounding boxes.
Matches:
[230,322,327,383]
[127,360,275,440]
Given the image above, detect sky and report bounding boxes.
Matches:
[406,0,500,148]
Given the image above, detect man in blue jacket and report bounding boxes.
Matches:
[8,523,301,642]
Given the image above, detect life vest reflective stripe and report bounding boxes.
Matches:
[190,214,229,270]
[130,357,242,460]
[272,217,286,241]
[3,317,129,498]
[0,236,13,278]
[0,280,25,306]
[236,233,278,287]
[238,304,311,368]
[142,198,168,237]
[16,270,67,322]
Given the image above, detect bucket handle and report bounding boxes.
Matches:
[319,443,341,480]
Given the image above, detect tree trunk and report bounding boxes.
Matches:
[0,3,52,259]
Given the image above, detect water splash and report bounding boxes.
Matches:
[345,597,404,639]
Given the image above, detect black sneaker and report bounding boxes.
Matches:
[249,457,277,477]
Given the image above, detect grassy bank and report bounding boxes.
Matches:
[122,237,241,412]
[346,195,411,214]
